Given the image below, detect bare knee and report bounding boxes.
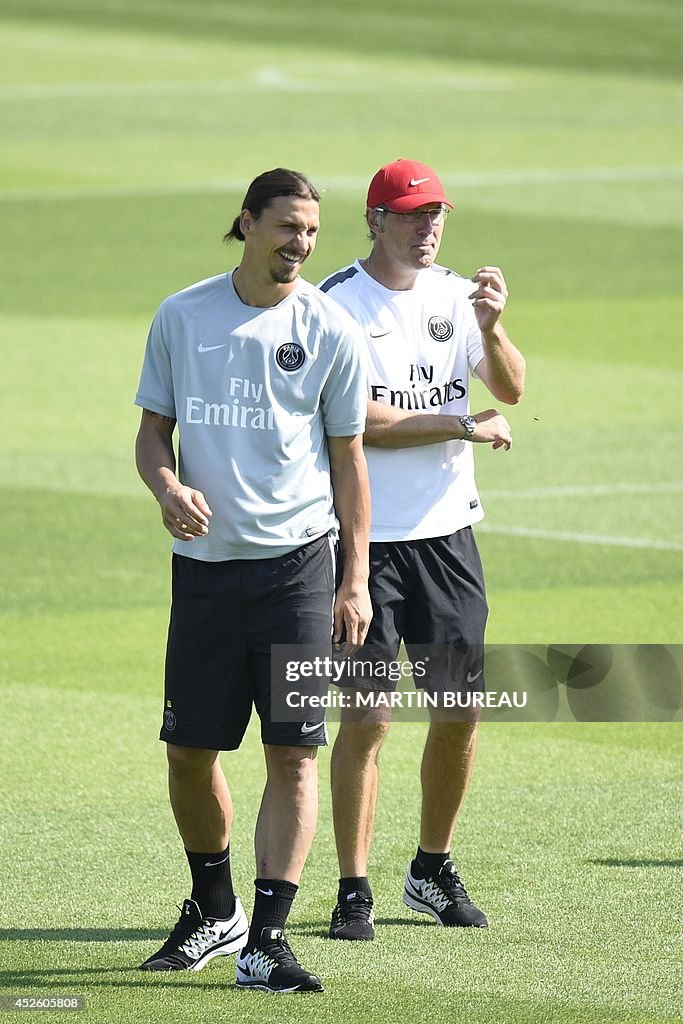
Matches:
[427,720,478,749]
[166,743,220,781]
[264,744,318,784]
[335,718,391,760]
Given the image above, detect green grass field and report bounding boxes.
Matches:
[1,2,682,1022]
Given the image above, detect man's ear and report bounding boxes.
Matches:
[240,209,254,236]
[366,208,385,235]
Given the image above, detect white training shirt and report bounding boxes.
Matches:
[319,260,485,542]
[135,272,367,560]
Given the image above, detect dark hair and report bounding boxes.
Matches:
[224,168,320,243]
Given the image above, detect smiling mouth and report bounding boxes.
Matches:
[278,248,306,265]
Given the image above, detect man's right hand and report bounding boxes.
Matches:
[471,409,512,450]
[160,485,212,540]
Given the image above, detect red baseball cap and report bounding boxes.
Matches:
[366,159,454,212]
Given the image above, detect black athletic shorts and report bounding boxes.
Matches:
[349,527,488,694]
[159,535,334,750]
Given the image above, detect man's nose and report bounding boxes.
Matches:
[292,231,309,251]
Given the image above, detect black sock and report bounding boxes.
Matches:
[185,845,235,919]
[338,876,373,900]
[411,846,449,880]
[247,879,298,947]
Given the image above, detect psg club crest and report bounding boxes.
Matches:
[164,709,176,732]
[276,343,306,371]
[427,316,454,342]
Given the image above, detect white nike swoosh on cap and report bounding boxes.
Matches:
[409,177,431,186]
[197,341,227,352]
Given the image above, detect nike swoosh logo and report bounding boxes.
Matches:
[409,177,430,186]
[205,853,230,867]
[300,721,321,734]
[256,887,274,896]
[369,329,392,338]
[197,342,227,353]
[467,670,483,683]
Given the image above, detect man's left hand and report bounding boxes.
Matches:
[469,266,508,334]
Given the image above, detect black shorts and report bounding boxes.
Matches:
[350,527,488,693]
[160,535,334,750]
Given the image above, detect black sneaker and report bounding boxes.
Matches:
[403,860,488,928]
[328,890,375,941]
[139,897,248,971]
[236,927,323,993]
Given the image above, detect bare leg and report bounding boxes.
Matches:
[255,745,319,882]
[331,709,391,876]
[419,721,478,852]
[167,743,232,853]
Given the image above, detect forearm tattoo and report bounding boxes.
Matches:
[145,410,176,425]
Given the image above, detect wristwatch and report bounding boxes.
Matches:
[459,414,477,440]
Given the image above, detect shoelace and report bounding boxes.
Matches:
[337,895,373,921]
[437,863,471,904]
[262,935,298,968]
[162,904,198,948]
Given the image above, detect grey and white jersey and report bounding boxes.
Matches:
[135,272,366,560]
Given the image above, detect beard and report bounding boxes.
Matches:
[269,248,308,284]
[270,264,300,284]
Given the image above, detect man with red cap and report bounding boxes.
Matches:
[319,159,525,940]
